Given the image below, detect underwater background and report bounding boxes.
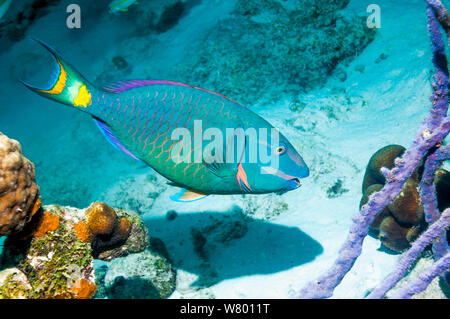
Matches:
[0,0,449,298]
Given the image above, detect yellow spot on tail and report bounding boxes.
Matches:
[38,60,67,95]
[73,84,92,108]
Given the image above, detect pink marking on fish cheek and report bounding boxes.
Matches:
[287,147,303,166]
[276,169,296,181]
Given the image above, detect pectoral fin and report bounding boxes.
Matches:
[203,128,247,178]
[204,161,236,178]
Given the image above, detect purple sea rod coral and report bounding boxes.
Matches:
[419,145,450,260]
[367,208,450,298]
[294,0,450,299]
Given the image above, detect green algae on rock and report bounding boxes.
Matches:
[0,203,151,299]
[0,207,95,299]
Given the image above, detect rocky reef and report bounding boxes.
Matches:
[0,203,151,299]
[0,132,40,236]
[0,132,173,299]
[0,205,97,299]
[177,0,376,105]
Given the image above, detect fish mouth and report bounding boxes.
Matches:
[289,177,302,188]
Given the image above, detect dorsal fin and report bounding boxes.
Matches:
[92,117,141,162]
[102,79,243,106]
[103,80,191,93]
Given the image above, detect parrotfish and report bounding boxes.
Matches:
[109,0,138,14]
[22,40,309,201]
[0,0,12,21]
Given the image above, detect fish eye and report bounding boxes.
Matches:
[274,145,286,155]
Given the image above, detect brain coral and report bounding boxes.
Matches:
[85,202,117,236]
[79,203,148,260]
[0,132,40,236]
[360,144,450,252]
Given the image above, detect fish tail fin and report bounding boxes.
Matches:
[20,39,95,111]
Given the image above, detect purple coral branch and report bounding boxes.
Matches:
[391,251,450,299]
[426,5,449,129]
[425,0,450,41]
[366,208,450,299]
[293,0,449,299]
[294,117,449,299]
[419,145,450,260]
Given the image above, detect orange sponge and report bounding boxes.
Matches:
[73,221,93,243]
[71,278,97,299]
[32,211,60,238]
